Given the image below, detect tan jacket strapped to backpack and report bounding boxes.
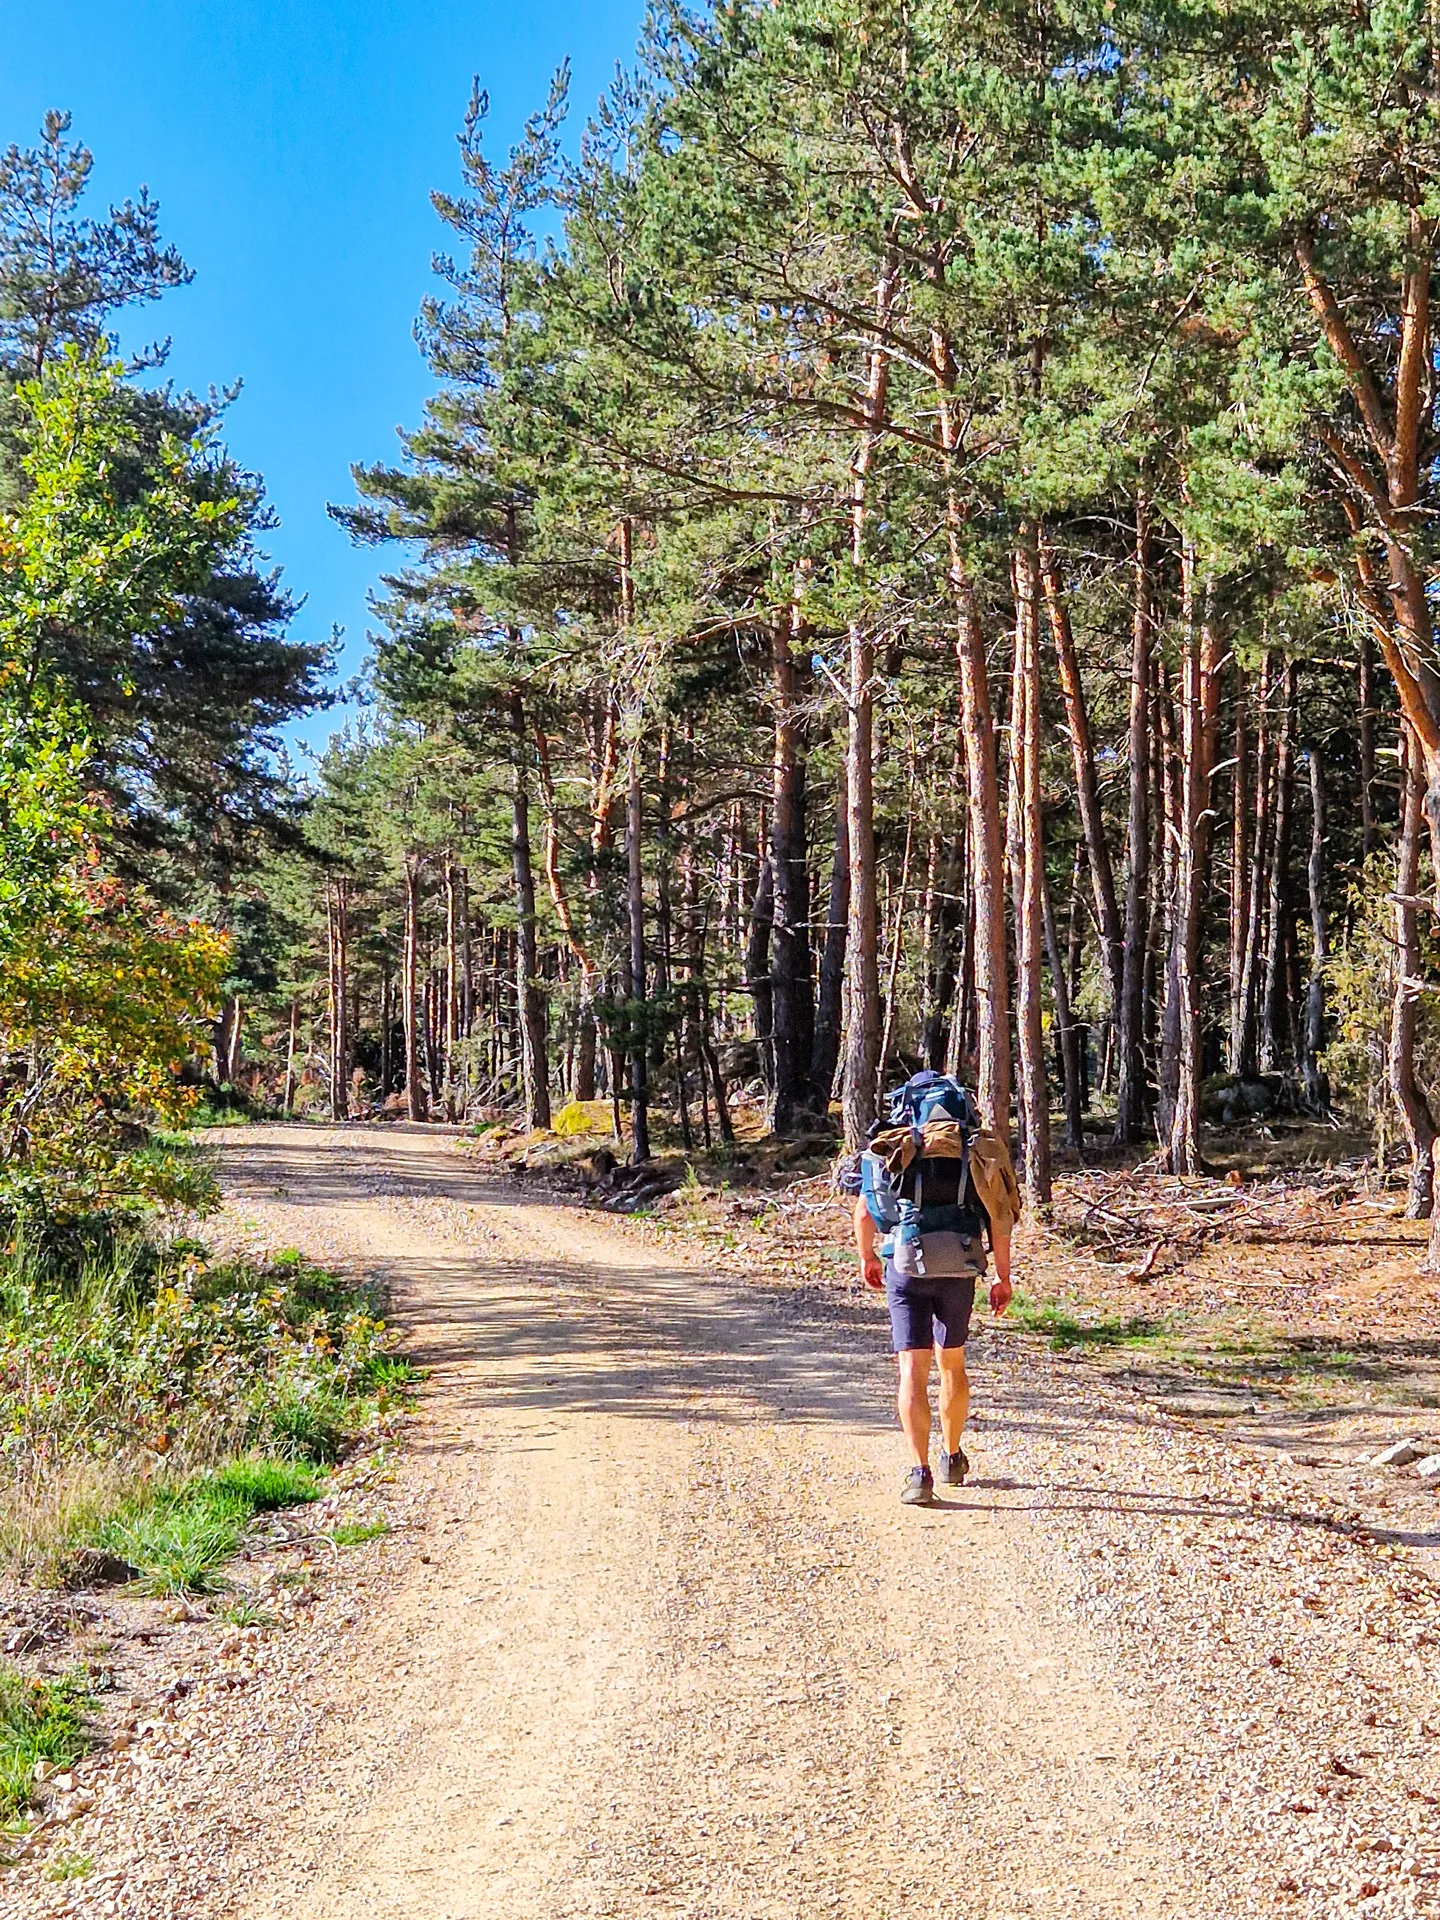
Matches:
[865,1119,1021,1238]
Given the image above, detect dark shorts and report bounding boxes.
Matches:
[885,1267,977,1352]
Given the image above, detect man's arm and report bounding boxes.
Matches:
[854,1195,884,1291]
[988,1216,1013,1315]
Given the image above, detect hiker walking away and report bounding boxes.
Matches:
[849,1072,1020,1506]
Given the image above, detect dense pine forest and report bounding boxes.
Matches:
[12,0,1440,1240]
[288,0,1440,1219]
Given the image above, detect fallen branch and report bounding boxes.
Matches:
[1122,1241,1162,1285]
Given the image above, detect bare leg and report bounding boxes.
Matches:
[896,1348,933,1467]
[936,1345,970,1454]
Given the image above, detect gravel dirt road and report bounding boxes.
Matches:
[16,1121,1440,1919]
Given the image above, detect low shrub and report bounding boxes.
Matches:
[0,1224,411,1582]
[551,1099,610,1137]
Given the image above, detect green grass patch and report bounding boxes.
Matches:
[331,1519,389,1548]
[87,1457,321,1595]
[1012,1287,1370,1403]
[1274,1344,1359,1378]
[1010,1294,1172,1351]
[207,1457,324,1509]
[181,1085,257,1130]
[43,1849,94,1881]
[0,1667,90,1823]
[216,1598,277,1628]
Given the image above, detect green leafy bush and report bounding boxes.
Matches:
[0,1668,90,1820]
[0,1232,405,1467]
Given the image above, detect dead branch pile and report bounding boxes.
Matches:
[1050,1161,1382,1279]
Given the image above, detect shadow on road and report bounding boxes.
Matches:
[221,1126,1389,1554]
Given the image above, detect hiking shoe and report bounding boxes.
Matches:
[900,1466,935,1506]
[939,1446,969,1488]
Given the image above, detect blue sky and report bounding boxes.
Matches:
[0,0,644,762]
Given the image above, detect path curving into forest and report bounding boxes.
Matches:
[45,1120,1430,1920]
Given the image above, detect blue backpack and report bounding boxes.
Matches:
[884,1070,981,1134]
[859,1073,982,1251]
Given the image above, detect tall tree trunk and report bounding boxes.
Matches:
[918,820,942,1063]
[746,847,775,1091]
[809,757,849,1111]
[444,851,460,1120]
[1004,605,1025,1164]
[509,692,551,1131]
[1392,729,1436,1216]
[1237,654,1273,1078]
[654,723,675,1081]
[1014,529,1051,1204]
[1066,847,1089,1107]
[922,822,963,1071]
[1301,747,1328,1114]
[402,856,427,1122]
[225,995,245,1089]
[212,996,236,1088]
[1040,536,1122,1027]
[459,867,473,1039]
[1155,674,1184,1150]
[925,821,948,1036]
[1261,661,1297,1072]
[583,690,620,1102]
[1228,666,1249,1073]
[718,803,738,1012]
[676,760,712,1149]
[694,916,734,1150]
[1165,566,1223,1174]
[1042,862,1084,1157]
[423,970,443,1107]
[949,872,976,1077]
[534,727,600,1103]
[1298,223,1440,891]
[574,984,598,1104]
[932,332,1011,1137]
[625,740,651,1165]
[678,807,704,1146]
[878,781,917,1096]
[841,252,897,1150]
[380,967,392,1102]
[959,569,1012,1138]
[1359,626,1376,865]
[770,613,814,1132]
[678,734,732,1145]
[327,880,349,1121]
[614,518,650,1163]
[283,996,299,1115]
[1143,680,1167,1083]
[1114,496,1152,1145]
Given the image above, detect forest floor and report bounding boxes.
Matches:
[10,1120,1440,1919]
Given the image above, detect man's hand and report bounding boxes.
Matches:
[854,1195,884,1291]
[989,1275,1013,1316]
